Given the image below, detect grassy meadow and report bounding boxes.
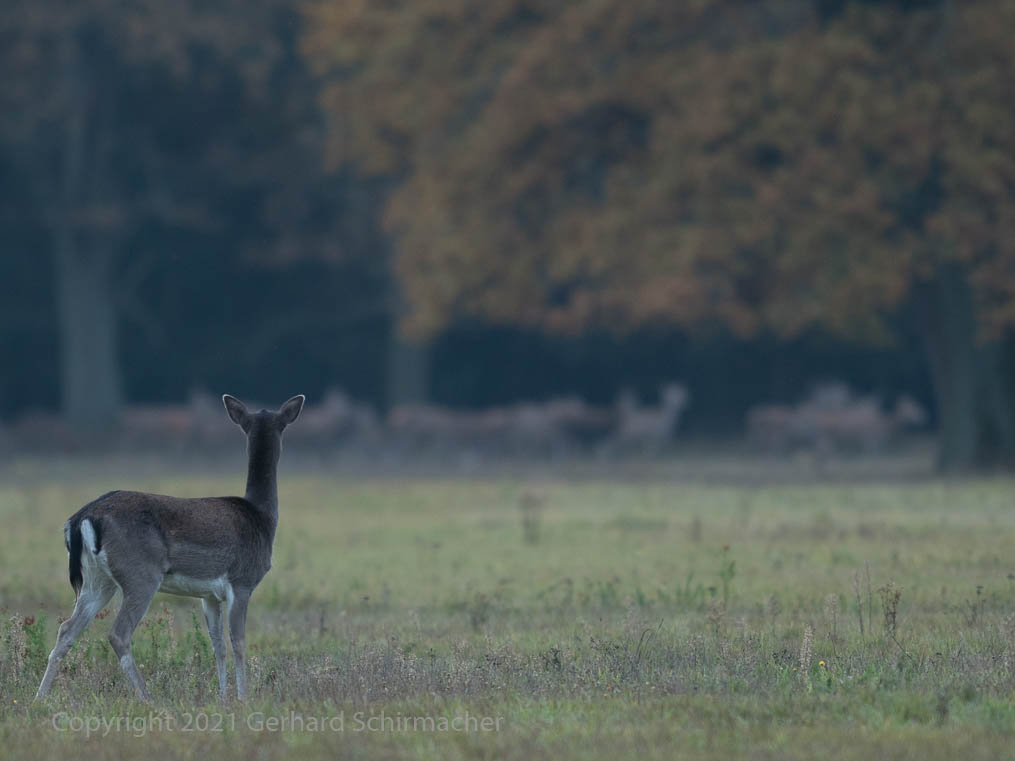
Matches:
[1,455,1015,759]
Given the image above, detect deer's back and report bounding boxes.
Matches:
[67,490,274,589]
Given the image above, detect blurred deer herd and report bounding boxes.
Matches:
[1,381,927,459]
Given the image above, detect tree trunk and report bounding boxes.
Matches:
[49,31,122,431]
[55,245,122,430]
[385,281,429,409]
[916,261,1015,472]
[386,333,429,409]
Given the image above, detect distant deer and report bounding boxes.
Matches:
[286,388,378,448]
[607,383,690,455]
[34,394,304,703]
[746,384,928,453]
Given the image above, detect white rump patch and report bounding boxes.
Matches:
[159,573,232,602]
[80,519,98,554]
[76,530,116,610]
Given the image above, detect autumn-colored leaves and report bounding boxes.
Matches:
[302,0,1015,344]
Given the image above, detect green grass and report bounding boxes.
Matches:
[2,459,1015,759]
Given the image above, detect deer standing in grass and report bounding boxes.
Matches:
[34,394,304,703]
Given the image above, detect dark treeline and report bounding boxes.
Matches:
[2,0,1013,470]
[0,245,937,436]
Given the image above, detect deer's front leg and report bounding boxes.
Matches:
[202,598,228,700]
[228,590,251,701]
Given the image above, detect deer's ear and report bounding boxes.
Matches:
[222,394,250,428]
[278,395,305,427]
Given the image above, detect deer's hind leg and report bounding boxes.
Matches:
[107,572,163,703]
[36,534,117,700]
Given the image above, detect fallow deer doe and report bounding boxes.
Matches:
[34,394,304,703]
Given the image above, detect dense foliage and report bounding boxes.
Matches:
[304,0,1015,467]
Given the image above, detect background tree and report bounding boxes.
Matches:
[1,0,400,427]
[0,0,310,428]
[303,0,1015,470]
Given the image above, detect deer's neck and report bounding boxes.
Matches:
[244,434,280,524]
